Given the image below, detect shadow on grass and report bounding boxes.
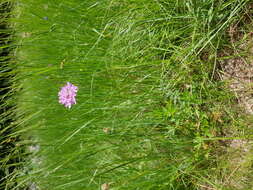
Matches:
[0,2,23,190]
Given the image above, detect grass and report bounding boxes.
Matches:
[0,0,253,189]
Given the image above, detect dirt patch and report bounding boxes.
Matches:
[217,26,253,189]
[219,41,253,114]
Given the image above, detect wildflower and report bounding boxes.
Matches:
[58,82,78,108]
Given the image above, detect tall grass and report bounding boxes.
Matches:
[0,0,252,189]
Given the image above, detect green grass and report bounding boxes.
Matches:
[1,0,253,190]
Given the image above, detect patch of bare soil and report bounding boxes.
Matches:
[199,36,253,190]
[217,31,253,189]
[219,43,253,115]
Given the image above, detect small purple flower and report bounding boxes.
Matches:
[58,82,78,108]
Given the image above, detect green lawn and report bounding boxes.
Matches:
[1,0,253,189]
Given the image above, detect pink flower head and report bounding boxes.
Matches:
[58,82,78,108]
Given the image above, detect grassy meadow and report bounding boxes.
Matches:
[1,0,253,190]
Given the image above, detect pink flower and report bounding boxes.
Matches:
[58,82,78,108]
